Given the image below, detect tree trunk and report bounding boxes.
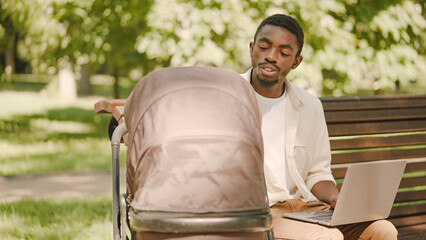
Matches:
[78,64,92,95]
[4,33,16,80]
[58,57,77,100]
[113,69,120,99]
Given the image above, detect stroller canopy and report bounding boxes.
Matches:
[124,66,267,213]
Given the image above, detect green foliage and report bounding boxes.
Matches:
[50,0,154,74]
[321,0,426,96]
[135,0,260,71]
[1,0,425,96]
[133,0,426,96]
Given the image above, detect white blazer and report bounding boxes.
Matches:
[241,69,335,202]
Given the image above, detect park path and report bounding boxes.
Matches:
[0,169,126,203]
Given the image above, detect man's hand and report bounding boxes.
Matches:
[311,180,339,208]
[329,194,338,209]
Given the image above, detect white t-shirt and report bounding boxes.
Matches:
[255,91,296,203]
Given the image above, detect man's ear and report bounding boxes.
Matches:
[249,41,254,57]
[291,55,303,69]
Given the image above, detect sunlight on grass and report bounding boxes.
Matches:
[0,141,66,159]
[0,89,127,175]
[0,197,112,240]
[0,138,127,175]
[0,92,57,118]
[31,119,94,134]
[0,92,103,119]
[74,219,113,239]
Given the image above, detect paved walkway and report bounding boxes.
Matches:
[0,169,126,203]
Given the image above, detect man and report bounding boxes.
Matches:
[241,14,397,239]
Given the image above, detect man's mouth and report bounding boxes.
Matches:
[260,66,278,77]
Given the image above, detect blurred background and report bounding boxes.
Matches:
[0,0,425,239]
[1,0,425,98]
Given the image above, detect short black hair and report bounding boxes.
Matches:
[254,14,304,57]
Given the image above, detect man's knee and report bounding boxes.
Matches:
[361,220,398,240]
[319,230,344,240]
[272,226,344,240]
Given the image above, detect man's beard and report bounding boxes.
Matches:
[256,74,279,87]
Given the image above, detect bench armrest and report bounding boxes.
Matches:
[94,99,126,114]
[95,99,128,145]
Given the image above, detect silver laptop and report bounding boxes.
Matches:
[282,160,407,226]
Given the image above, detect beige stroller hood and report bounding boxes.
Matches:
[124,66,267,214]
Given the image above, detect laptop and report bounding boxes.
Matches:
[282,160,407,226]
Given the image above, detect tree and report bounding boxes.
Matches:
[1,0,424,96]
[134,0,425,96]
[134,0,260,72]
[51,0,154,98]
[0,0,78,99]
[0,0,36,79]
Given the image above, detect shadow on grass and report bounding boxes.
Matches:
[1,142,126,176]
[0,81,48,92]
[0,106,123,175]
[47,107,106,122]
[0,107,111,144]
[1,74,137,98]
[0,197,112,239]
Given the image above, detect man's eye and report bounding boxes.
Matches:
[258,46,268,50]
[281,52,290,56]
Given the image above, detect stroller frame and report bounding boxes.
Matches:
[111,120,273,239]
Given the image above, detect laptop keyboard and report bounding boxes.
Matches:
[309,214,332,222]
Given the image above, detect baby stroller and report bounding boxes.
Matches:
[109,66,273,239]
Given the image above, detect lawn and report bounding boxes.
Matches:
[0,75,131,239]
[0,197,112,240]
[0,75,132,176]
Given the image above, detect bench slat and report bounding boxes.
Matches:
[397,225,426,240]
[395,190,426,203]
[324,107,426,123]
[321,95,426,111]
[390,203,426,218]
[331,168,348,179]
[399,176,426,188]
[330,134,426,150]
[336,176,426,190]
[332,161,426,179]
[389,213,426,228]
[405,161,426,174]
[327,120,426,136]
[331,148,426,165]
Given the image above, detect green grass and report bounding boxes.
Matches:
[0,75,129,239]
[0,76,128,176]
[0,197,113,240]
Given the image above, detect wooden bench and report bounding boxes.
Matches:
[321,94,426,239]
[95,94,426,238]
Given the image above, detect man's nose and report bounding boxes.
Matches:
[265,49,278,63]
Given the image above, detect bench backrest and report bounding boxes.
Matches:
[321,94,426,228]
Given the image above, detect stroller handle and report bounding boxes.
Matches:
[111,122,128,240]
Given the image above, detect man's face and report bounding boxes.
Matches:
[250,24,302,89]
